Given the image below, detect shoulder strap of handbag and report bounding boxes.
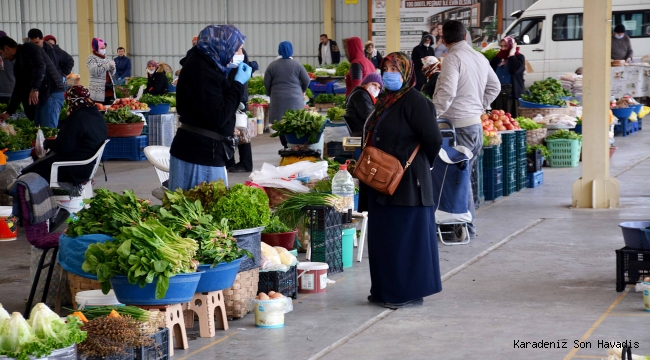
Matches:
[404,144,421,169]
[180,122,226,141]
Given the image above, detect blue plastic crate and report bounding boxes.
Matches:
[103,135,147,161]
[483,167,503,201]
[527,170,544,188]
[309,81,334,94]
[639,118,643,130]
[333,86,346,94]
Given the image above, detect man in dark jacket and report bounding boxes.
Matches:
[411,33,436,90]
[0,36,64,128]
[318,34,341,65]
[114,47,131,84]
[28,29,74,80]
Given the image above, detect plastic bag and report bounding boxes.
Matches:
[34,129,47,159]
[274,246,298,266]
[248,296,293,314]
[249,161,329,192]
[235,127,250,144]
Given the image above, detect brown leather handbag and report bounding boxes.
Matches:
[353,144,420,195]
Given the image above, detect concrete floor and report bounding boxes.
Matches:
[1,128,649,359]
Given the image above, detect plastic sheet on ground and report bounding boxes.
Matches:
[249,161,328,192]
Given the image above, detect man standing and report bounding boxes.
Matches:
[611,24,633,62]
[318,34,340,65]
[114,47,132,85]
[0,31,15,105]
[0,37,64,128]
[28,28,74,80]
[434,20,500,239]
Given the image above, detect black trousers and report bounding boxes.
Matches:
[491,84,518,118]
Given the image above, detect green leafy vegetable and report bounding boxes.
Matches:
[28,304,87,352]
[103,106,143,124]
[263,215,293,234]
[78,306,154,322]
[327,106,346,121]
[306,88,314,99]
[0,312,50,360]
[314,70,330,77]
[527,144,551,158]
[521,78,572,107]
[248,97,268,105]
[479,48,499,62]
[545,129,582,141]
[211,184,271,230]
[335,61,350,76]
[314,94,346,106]
[139,93,173,106]
[303,63,316,73]
[126,77,148,97]
[516,117,543,130]
[275,192,341,229]
[248,76,266,96]
[270,109,326,144]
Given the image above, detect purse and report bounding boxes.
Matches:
[353,143,420,196]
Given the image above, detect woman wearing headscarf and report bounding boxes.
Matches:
[489,36,525,117]
[86,38,116,104]
[360,52,443,309]
[364,41,382,69]
[420,56,441,99]
[264,41,310,148]
[345,37,376,97]
[169,24,252,191]
[21,85,108,185]
[411,33,435,90]
[144,60,169,95]
[343,73,382,137]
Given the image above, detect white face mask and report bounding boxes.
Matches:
[98,49,106,55]
[614,34,624,39]
[228,54,245,68]
[369,87,380,98]
[147,69,155,75]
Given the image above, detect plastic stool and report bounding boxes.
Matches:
[138,304,187,356]
[184,291,228,338]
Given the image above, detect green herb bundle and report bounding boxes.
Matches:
[66,189,158,237]
[521,78,572,107]
[82,219,199,299]
[303,63,316,73]
[270,109,326,144]
[314,70,330,77]
[263,215,293,234]
[139,93,173,106]
[516,117,543,130]
[526,144,551,158]
[104,106,143,124]
[0,118,39,151]
[248,76,266,96]
[248,97,268,105]
[335,61,350,76]
[275,192,340,229]
[327,107,346,122]
[545,129,582,141]
[126,77,148,97]
[480,48,499,62]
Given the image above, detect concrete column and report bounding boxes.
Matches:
[76,0,94,87]
[571,0,619,208]
[117,0,129,53]
[324,0,335,40]
[384,0,400,53]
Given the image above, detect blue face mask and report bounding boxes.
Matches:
[383,72,403,91]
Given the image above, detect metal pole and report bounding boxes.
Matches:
[224,0,228,24]
[18,0,25,40]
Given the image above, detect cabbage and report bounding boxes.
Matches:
[28,303,86,350]
[0,312,48,360]
[0,304,9,322]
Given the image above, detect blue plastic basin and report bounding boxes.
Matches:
[519,98,563,109]
[611,107,634,119]
[629,104,643,115]
[619,222,650,250]
[195,257,244,293]
[110,271,203,305]
[6,148,33,162]
[147,103,171,115]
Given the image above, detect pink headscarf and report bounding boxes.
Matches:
[91,38,105,53]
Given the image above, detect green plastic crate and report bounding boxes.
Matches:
[516,159,527,191]
[515,130,527,161]
[546,139,581,167]
[500,131,517,165]
[478,150,484,205]
[483,146,502,169]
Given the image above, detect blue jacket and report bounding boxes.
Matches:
[114,55,131,78]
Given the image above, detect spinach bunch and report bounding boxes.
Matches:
[82,219,199,299]
[104,106,142,124]
[335,61,350,76]
[248,76,266,96]
[270,109,326,144]
[66,189,157,237]
[327,106,346,121]
[521,78,572,107]
[139,93,173,106]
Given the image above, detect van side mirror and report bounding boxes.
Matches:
[523,34,531,44]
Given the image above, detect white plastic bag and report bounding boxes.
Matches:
[249,161,329,192]
[34,129,46,159]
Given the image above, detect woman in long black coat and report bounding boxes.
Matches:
[360,52,443,309]
[489,36,525,117]
[410,33,435,90]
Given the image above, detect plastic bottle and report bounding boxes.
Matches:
[331,163,355,216]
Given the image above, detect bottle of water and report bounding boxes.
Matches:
[331,163,355,216]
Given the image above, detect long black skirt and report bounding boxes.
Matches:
[491,84,518,118]
[367,189,442,303]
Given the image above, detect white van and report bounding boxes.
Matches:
[489,0,650,87]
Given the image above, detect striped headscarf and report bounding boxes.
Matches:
[66,85,96,115]
[364,52,415,143]
[196,25,245,73]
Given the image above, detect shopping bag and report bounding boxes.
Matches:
[34,129,46,159]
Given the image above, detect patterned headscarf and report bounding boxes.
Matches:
[364,52,415,144]
[147,60,157,68]
[196,25,245,73]
[66,85,96,115]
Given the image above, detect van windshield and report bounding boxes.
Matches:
[506,18,544,45]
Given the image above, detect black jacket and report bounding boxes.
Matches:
[318,40,341,65]
[490,54,526,99]
[43,42,74,77]
[145,71,169,95]
[360,88,442,209]
[421,72,440,99]
[171,49,244,167]
[367,52,383,69]
[27,107,107,185]
[7,43,64,117]
[411,34,436,90]
[344,87,374,137]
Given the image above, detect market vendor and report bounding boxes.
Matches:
[144,60,169,95]
[611,24,633,62]
[21,85,108,185]
[169,25,252,190]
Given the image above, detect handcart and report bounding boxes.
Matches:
[432,119,474,245]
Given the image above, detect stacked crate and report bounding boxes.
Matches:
[500,131,517,196]
[515,130,527,191]
[482,146,503,201]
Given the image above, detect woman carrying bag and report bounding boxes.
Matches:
[358,52,443,309]
[489,36,525,117]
